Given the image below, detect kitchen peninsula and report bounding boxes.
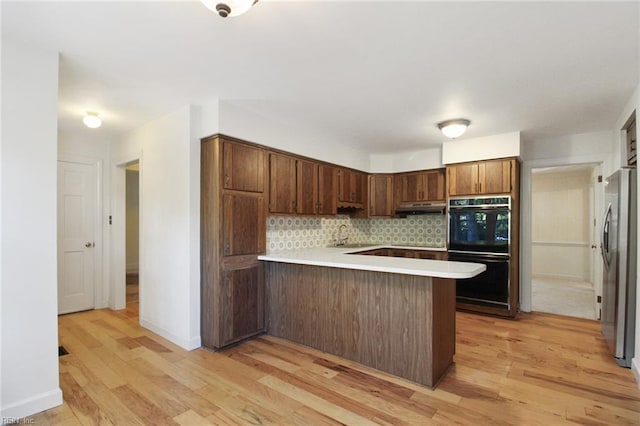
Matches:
[259,246,485,387]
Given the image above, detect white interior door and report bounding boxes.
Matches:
[58,161,97,314]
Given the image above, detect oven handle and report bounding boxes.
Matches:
[448,252,510,263]
[448,206,510,211]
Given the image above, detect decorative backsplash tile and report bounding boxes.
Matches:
[266,215,446,252]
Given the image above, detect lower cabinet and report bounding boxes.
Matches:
[219,259,265,347]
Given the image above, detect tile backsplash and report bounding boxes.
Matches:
[266,215,446,252]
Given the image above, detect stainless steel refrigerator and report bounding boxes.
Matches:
[601,167,637,367]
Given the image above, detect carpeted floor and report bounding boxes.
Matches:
[532,277,596,320]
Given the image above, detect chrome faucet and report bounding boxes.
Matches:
[336,224,349,246]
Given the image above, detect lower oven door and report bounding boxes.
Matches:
[448,252,510,310]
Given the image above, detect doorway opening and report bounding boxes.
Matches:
[125,161,140,317]
[531,164,601,320]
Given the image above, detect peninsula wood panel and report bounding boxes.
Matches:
[265,262,456,388]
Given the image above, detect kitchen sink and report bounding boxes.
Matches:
[329,243,376,248]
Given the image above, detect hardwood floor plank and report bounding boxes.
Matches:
[112,384,179,425]
[42,307,640,425]
[258,375,378,425]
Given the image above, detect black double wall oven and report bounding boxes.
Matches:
[448,196,511,311]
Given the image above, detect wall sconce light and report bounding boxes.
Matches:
[201,0,257,18]
[83,111,102,129]
[437,118,470,139]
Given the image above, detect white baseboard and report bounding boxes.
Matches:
[139,318,201,351]
[632,357,640,389]
[0,388,62,420]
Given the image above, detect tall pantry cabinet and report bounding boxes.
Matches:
[201,135,266,349]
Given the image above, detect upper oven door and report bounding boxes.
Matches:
[448,206,510,254]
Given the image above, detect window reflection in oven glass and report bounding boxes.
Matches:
[450,211,509,247]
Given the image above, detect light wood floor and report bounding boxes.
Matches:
[33,304,640,425]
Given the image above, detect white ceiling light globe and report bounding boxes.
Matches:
[83,112,102,129]
[438,119,470,139]
[200,0,256,18]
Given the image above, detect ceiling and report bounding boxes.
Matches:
[3,1,638,154]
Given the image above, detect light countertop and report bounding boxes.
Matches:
[258,246,485,279]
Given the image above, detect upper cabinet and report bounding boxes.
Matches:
[316,164,339,215]
[223,140,265,193]
[269,153,297,214]
[394,169,445,204]
[269,154,338,216]
[369,174,394,217]
[338,168,366,207]
[447,158,514,196]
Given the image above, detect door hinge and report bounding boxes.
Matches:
[598,175,603,183]
[109,215,112,225]
[597,295,602,303]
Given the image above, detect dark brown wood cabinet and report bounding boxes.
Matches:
[202,136,267,350]
[316,164,339,215]
[269,155,338,216]
[338,168,366,207]
[394,169,445,206]
[223,140,265,193]
[369,174,394,217]
[220,260,265,346]
[626,113,636,166]
[222,193,265,256]
[447,158,514,196]
[268,153,297,214]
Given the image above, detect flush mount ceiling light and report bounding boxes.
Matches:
[437,118,471,139]
[200,0,257,18]
[82,111,102,129]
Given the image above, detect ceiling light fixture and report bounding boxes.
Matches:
[200,0,257,18]
[83,111,102,129]
[437,118,471,139]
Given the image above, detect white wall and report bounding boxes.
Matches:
[531,169,592,281]
[369,146,443,173]
[218,101,371,171]
[1,39,63,418]
[442,131,521,164]
[112,105,201,350]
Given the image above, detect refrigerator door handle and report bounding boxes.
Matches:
[601,203,612,271]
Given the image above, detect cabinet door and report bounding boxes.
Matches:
[223,140,265,193]
[269,153,297,214]
[223,194,265,256]
[447,163,479,196]
[220,262,265,345]
[352,171,367,204]
[479,159,512,194]
[369,175,394,217]
[317,164,338,215]
[296,159,319,215]
[338,169,353,202]
[424,170,445,202]
[402,173,423,202]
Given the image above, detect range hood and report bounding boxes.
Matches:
[394,202,446,216]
